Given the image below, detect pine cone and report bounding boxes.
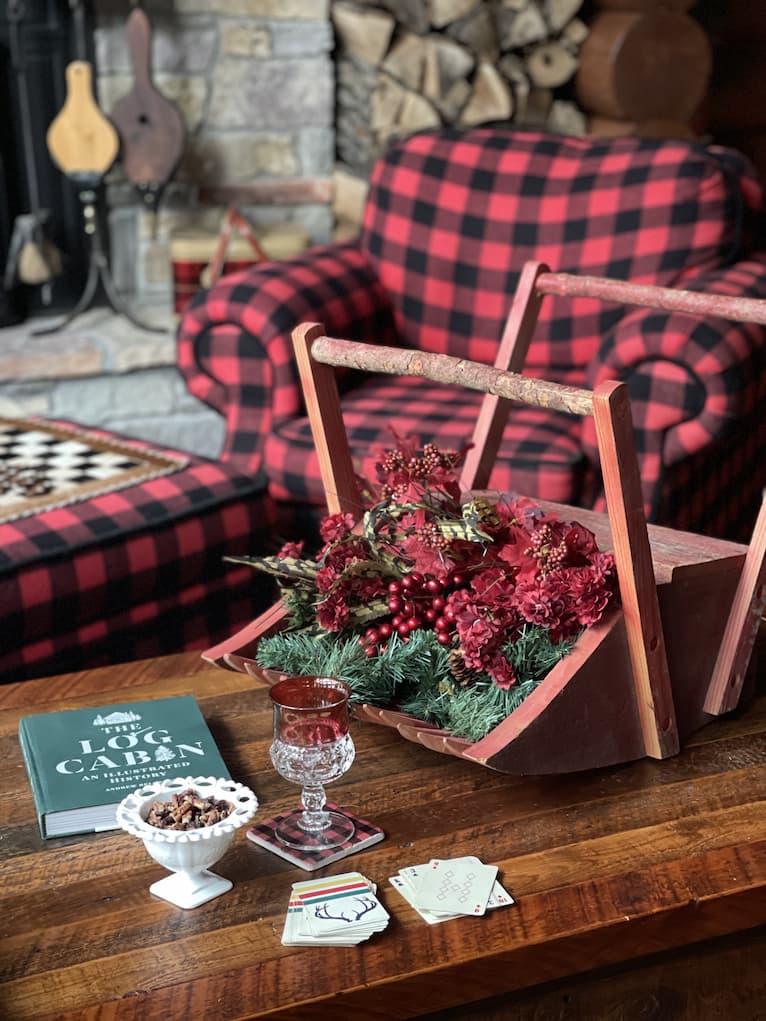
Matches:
[448,649,481,688]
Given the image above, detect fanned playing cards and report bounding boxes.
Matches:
[389,856,515,924]
[281,871,390,946]
[247,803,384,871]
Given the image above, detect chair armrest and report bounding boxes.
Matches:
[176,242,398,473]
[583,258,766,520]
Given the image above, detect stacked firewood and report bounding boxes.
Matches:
[332,0,589,237]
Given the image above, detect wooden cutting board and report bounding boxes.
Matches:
[109,7,185,185]
[46,61,119,178]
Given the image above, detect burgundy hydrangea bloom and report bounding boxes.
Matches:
[320,511,356,544]
[564,555,618,627]
[469,566,516,603]
[486,652,517,690]
[321,537,371,572]
[316,589,350,632]
[315,564,340,594]
[455,603,502,668]
[266,435,619,701]
[277,539,304,559]
[513,576,571,641]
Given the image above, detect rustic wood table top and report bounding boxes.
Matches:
[1,650,765,1020]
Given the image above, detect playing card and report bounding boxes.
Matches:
[389,874,460,924]
[390,857,514,925]
[293,870,374,902]
[281,895,362,946]
[398,864,426,900]
[413,856,497,916]
[487,879,515,909]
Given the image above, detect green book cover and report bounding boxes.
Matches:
[18,695,230,839]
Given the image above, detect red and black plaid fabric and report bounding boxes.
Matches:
[584,257,766,537]
[177,127,766,541]
[361,128,762,378]
[1,425,277,683]
[265,377,589,507]
[177,244,399,475]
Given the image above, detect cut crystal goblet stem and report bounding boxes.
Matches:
[269,676,356,851]
[299,783,331,833]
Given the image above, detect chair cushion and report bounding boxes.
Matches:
[264,376,587,508]
[362,127,761,384]
[0,427,276,682]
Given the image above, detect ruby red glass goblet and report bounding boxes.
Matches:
[268,676,356,850]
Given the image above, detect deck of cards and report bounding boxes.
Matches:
[389,856,514,923]
[281,871,390,946]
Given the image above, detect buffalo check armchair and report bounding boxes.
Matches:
[178,126,766,543]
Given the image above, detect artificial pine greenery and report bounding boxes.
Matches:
[256,629,451,709]
[255,623,576,742]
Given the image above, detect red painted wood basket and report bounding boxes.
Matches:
[204,262,766,774]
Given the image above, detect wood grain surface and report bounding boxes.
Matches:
[1,650,764,1020]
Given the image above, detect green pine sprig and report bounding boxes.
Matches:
[442,681,537,743]
[503,625,577,683]
[255,628,451,709]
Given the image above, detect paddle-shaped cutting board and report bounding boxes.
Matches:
[46,61,119,178]
[109,7,185,186]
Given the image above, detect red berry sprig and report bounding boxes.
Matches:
[358,570,464,655]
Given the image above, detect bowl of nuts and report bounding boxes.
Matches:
[117,776,258,908]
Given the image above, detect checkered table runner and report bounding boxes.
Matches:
[0,417,188,523]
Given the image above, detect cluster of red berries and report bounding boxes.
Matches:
[378,443,458,500]
[525,523,568,574]
[359,571,466,656]
[414,520,451,551]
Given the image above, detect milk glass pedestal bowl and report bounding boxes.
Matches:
[117,776,258,909]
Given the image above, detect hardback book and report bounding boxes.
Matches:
[19,695,230,839]
[247,803,385,871]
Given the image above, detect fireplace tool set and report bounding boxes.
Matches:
[29,0,185,335]
[3,0,63,307]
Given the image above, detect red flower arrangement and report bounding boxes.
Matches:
[237,436,619,742]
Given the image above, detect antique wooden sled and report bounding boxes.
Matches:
[204,261,766,774]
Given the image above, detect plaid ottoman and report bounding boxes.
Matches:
[0,418,276,683]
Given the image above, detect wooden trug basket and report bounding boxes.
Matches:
[205,261,766,774]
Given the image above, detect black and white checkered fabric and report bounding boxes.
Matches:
[0,422,144,503]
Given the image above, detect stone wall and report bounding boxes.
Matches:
[92,0,335,304]
[0,308,226,458]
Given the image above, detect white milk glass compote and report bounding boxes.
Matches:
[268,676,356,851]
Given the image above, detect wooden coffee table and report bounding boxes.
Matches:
[1,651,765,1020]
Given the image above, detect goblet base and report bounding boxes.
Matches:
[274,809,355,852]
[150,870,233,909]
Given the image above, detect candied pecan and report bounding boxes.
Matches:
[146,788,233,830]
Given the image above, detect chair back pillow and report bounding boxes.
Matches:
[361,127,763,385]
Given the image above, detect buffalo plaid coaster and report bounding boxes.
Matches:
[247,803,384,871]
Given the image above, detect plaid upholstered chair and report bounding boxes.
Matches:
[177,126,766,544]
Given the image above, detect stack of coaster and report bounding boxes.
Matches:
[281,871,389,946]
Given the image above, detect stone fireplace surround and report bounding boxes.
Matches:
[91,0,588,303]
[94,0,336,305]
[1,0,592,456]
[1,1,338,457]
